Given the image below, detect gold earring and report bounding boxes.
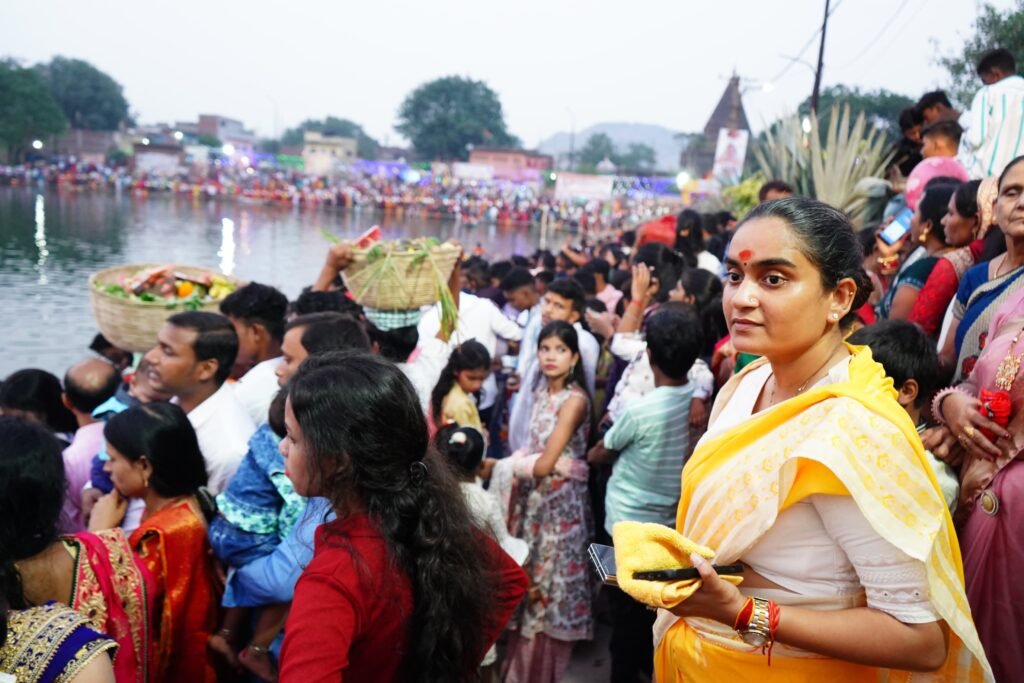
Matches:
[919,227,929,244]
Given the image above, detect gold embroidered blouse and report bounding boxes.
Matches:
[1,602,115,682]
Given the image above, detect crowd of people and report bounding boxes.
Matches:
[0,161,676,233]
[1,48,1023,683]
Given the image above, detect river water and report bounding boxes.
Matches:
[0,188,540,377]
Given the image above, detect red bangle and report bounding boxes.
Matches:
[765,601,781,665]
[733,597,754,631]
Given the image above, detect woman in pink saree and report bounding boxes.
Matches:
[933,286,1024,682]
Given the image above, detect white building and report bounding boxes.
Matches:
[302,131,357,176]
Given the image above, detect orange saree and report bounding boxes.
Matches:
[130,499,221,683]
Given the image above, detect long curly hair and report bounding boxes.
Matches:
[287,351,494,682]
[0,416,66,647]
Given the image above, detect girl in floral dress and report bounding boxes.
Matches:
[494,320,594,683]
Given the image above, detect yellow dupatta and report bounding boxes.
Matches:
[655,345,992,683]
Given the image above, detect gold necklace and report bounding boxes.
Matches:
[995,323,1024,391]
[769,345,844,405]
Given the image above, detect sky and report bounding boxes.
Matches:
[0,0,1011,148]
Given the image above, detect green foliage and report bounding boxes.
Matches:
[106,147,129,166]
[0,60,67,161]
[281,116,379,159]
[34,57,130,130]
[578,135,658,172]
[720,172,765,220]
[578,133,617,167]
[937,0,1024,106]
[257,138,281,154]
[396,76,519,161]
[197,134,222,148]
[618,143,657,172]
[753,106,892,228]
[797,84,913,134]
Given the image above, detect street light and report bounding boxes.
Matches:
[675,171,691,188]
[173,131,184,142]
[222,143,236,157]
[141,137,150,146]
[565,107,576,173]
[31,140,43,150]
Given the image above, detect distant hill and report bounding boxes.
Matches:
[539,122,697,173]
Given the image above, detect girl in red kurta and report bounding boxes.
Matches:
[278,352,528,683]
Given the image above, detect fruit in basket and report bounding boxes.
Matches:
[322,230,460,337]
[95,266,237,310]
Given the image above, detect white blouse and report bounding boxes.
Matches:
[704,359,939,624]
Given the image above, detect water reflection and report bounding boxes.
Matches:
[219,217,236,276]
[34,194,48,284]
[0,188,539,375]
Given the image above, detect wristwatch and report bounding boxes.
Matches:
[739,597,771,647]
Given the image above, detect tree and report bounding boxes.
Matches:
[0,60,66,161]
[618,142,657,172]
[578,133,617,167]
[937,1,1024,106]
[797,85,914,134]
[197,134,222,148]
[257,138,281,154]
[34,57,130,130]
[280,116,379,159]
[396,76,519,160]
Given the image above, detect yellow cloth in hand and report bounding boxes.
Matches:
[612,521,742,610]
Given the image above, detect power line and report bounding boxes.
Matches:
[831,0,910,70]
[768,0,845,83]
[839,0,930,72]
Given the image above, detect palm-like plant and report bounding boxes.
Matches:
[753,105,893,228]
[752,115,812,197]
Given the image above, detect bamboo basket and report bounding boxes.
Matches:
[89,264,239,352]
[341,243,461,310]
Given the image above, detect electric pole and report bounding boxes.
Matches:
[810,0,831,113]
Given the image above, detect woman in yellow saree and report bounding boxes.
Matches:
[644,198,992,682]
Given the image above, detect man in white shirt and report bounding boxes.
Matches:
[220,282,289,425]
[507,277,599,452]
[500,267,543,387]
[961,48,1024,179]
[143,312,255,494]
[364,308,448,414]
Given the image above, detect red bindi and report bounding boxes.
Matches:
[738,249,753,262]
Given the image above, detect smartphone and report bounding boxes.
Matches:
[589,543,745,585]
[588,544,618,586]
[880,208,913,245]
[632,563,745,581]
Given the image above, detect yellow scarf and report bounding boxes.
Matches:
[657,345,992,682]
